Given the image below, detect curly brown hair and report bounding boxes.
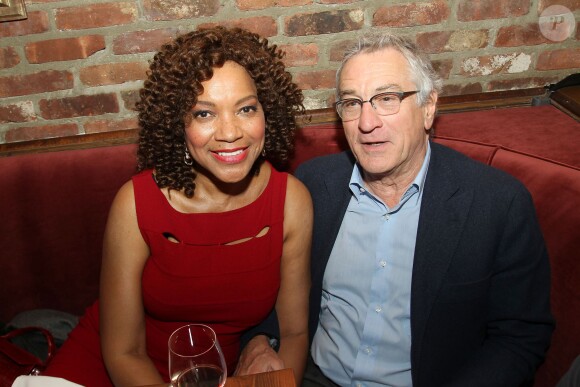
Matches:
[136,26,304,197]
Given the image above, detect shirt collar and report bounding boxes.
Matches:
[349,141,431,207]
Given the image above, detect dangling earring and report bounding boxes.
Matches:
[184,144,193,166]
[261,148,266,158]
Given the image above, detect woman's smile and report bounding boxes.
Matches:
[211,147,249,163]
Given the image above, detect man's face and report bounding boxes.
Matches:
[338,48,437,183]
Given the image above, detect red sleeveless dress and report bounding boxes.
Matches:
[44,165,287,386]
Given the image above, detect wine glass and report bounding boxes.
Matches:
[168,324,227,387]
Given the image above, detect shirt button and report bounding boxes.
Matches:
[379,260,387,267]
[359,187,365,193]
[383,214,390,220]
[375,306,382,313]
[356,384,363,387]
[365,346,372,354]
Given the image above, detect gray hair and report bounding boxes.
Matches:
[336,31,443,106]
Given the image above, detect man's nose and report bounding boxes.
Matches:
[358,101,382,132]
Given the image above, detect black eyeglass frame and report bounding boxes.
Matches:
[334,90,420,121]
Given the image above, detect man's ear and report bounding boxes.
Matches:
[423,91,438,129]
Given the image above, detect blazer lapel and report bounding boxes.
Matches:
[410,143,474,372]
[316,152,355,273]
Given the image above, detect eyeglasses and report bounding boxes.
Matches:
[335,90,419,121]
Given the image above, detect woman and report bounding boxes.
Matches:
[43,26,312,386]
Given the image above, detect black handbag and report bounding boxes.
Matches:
[0,327,55,387]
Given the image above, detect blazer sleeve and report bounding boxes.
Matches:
[239,308,280,350]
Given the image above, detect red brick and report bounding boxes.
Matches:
[0,70,73,98]
[285,10,364,36]
[0,11,49,38]
[440,83,483,97]
[457,0,529,21]
[113,29,179,55]
[417,30,488,53]
[487,76,560,91]
[496,24,551,47]
[432,59,453,80]
[0,47,20,69]
[236,0,310,10]
[461,53,532,76]
[280,44,318,67]
[56,2,137,30]
[294,69,336,90]
[80,62,149,86]
[84,117,140,134]
[143,0,219,21]
[199,17,278,38]
[324,93,338,107]
[374,1,449,27]
[416,31,452,54]
[329,39,356,62]
[5,123,79,143]
[538,0,579,12]
[0,101,36,124]
[120,90,141,111]
[39,94,119,120]
[25,35,105,64]
[442,30,489,51]
[536,48,580,70]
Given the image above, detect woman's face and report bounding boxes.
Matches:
[185,61,266,185]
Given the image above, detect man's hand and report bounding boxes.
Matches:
[234,335,284,376]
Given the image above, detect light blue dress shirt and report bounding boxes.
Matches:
[312,143,431,387]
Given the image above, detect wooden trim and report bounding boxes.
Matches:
[550,87,580,121]
[0,87,548,157]
[0,129,139,157]
[437,87,547,114]
[297,108,339,126]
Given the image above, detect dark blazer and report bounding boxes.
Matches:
[294,142,553,387]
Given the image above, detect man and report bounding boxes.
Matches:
[237,31,553,386]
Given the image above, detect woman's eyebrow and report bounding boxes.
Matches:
[193,100,215,108]
[235,95,259,105]
[194,95,258,107]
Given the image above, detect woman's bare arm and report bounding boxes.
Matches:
[276,174,313,381]
[99,181,164,387]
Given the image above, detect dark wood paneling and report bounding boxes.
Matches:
[550,86,580,121]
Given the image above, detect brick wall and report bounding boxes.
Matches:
[0,0,578,144]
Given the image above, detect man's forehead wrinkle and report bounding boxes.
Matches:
[338,83,404,98]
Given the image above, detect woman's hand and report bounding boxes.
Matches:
[234,335,284,376]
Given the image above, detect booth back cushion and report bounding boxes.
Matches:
[0,144,138,321]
